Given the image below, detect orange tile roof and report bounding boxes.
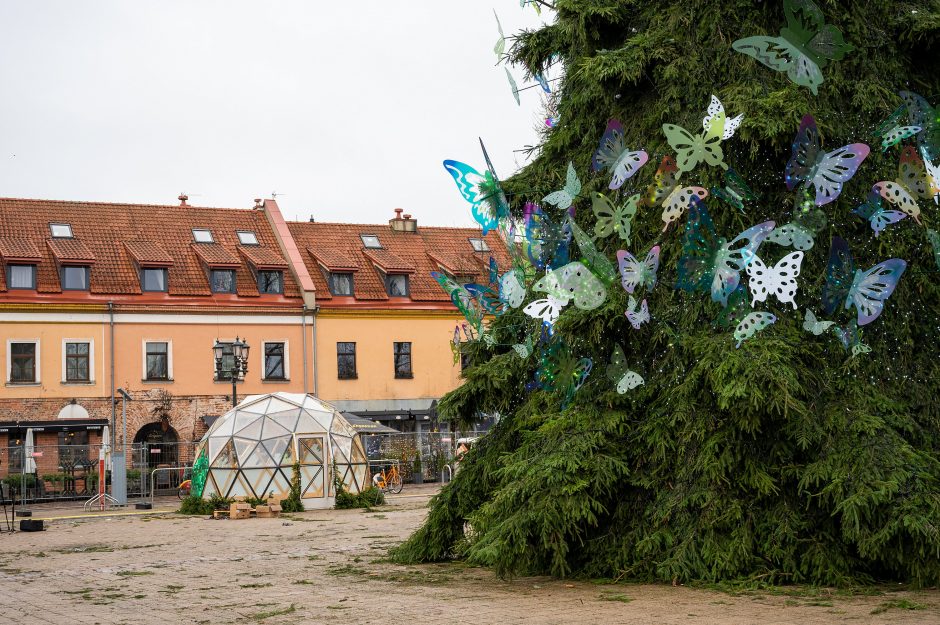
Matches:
[0,198,300,302]
[191,243,240,267]
[309,247,359,272]
[287,220,510,304]
[239,245,288,269]
[363,248,416,274]
[426,250,483,276]
[0,238,42,261]
[47,238,96,263]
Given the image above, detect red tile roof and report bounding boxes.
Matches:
[239,245,289,269]
[0,238,42,261]
[309,247,359,272]
[0,198,299,302]
[191,243,240,267]
[47,238,96,263]
[363,249,416,274]
[287,221,510,304]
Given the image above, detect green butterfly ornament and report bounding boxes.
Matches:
[543,162,582,209]
[592,192,639,242]
[568,218,618,285]
[802,309,835,336]
[606,343,644,394]
[734,312,777,348]
[532,261,607,311]
[712,168,757,213]
[505,68,520,106]
[732,0,853,95]
[661,95,740,177]
[513,334,534,359]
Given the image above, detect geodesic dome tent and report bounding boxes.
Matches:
[197,392,368,508]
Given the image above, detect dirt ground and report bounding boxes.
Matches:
[1,487,938,625]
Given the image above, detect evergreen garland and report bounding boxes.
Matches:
[392,0,940,586]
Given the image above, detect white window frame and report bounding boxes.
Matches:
[192,228,214,243]
[237,231,258,245]
[142,339,173,382]
[261,340,290,381]
[469,238,489,252]
[6,338,40,384]
[61,338,95,384]
[360,234,381,249]
[49,223,73,238]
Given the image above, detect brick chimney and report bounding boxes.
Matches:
[178,194,189,207]
[389,208,417,233]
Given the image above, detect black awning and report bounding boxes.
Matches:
[0,419,109,434]
[341,412,400,434]
[201,415,220,429]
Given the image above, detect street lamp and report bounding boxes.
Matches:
[214,337,250,407]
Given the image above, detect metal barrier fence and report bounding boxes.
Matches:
[360,431,487,484]
[0,440,199,505]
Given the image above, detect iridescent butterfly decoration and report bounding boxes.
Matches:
[852,191,907,237]
[639,155,709,230]
[734,312,777,348]
[536,339,593,408]
[432,272,486,334]
[568,218,618,285]
[765,193,826,251]
[712,168,757,213]
[524,202,572,271]
[505,68,520,106]
[821,236,906,326]
[592,119,649,190]
[832,320,871,358]
[732,0,853,95]
[871,145,936,225]
[900,91,940,161]
[606,343,644,394]
[785,114,870,206]
[542,162,582,210]
[442,160,500,235]
[745,251,804,309]
[617,245,660,294]
[625,296,649,330]
[676,198,775,307]
[802,309,834,336]
[532,261,607,311]
[592,192,639,242]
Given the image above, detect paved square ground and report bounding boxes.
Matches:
[1,487,938,624]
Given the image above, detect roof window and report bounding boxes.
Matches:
[192,229,214,243]
[469,238,489,252]
[50,223,73,238]
[360,235,382,249]
[237,231,259,245]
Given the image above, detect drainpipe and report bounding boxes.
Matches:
[312,305,319,397]
[109,301,116,451]
[301,305,308,395]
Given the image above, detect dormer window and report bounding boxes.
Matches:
[237,231,258,245]
[61,266,90,290]
[7,264,36,289]
[50,223,73,238]
[211,269,237,294]
[385,274,409,297]
[192,229,214,243]
[469,238,489,252]
[361,235,381,249]
[141,267,168,292]
[329,272,354,296]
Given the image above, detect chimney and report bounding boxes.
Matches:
[253,198,263,209]
[178,194,189,207]
[389,208,417,233]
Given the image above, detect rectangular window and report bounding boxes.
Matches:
[330,272,353,296]
[360,234,381,249]
[215,342,234,380]
[337,342,357,379]
[469,238,489,252]
[192,228,214,243]
[145,342,169,381]
[460,351,471,372]
[394,342,412,379]
[237,231,258,245]
[49,223,73,238]
[141,268,168,292]
[386,274,409,297]
[7,264,36,289]
[58,431,89,465]
[258,270,283,294]
[65,342,90,382]
[10,342,37,383]
[211,269,237,293]
[264,342,286,380]
[61,265,90,290]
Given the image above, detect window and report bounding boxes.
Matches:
[337,342,357,379]
[61,265,90,290]
[394,342,412,378]
[141,268,168,292]
[329,272,353,296]
[7,264,36,289]
[192,228,214,243]
[145,342,169,381]
[469,238,490,252]
[360,234,381,249]
[65,342,90,382]
[258,270,283,294]
[9,342,38,383]
[215,342,234,380]
[263,342,286,380]
[58,431,89,464]
[460,351,472,372]
[237,231,258,245]
[50,223,73,238]
[211,269,237,293]
[386,274,409,297]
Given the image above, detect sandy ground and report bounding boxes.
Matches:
[1,486,938,625]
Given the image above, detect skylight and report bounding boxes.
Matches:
[237,231,259,245]
[49,223,73,238]
[192,229,214,243]
[469,238,489,252]
[361,235,381,249]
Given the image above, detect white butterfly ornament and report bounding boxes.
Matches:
[745,251,804,309]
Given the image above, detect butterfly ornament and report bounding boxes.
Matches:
[592,192,639,242]
[852,191,908,237]
[833,320,871,358]
[494,11,505,59]
[785,114,870,206]
[617,245,660,294]
[732,0,853,95]
[900,91,940,161]
[712,168,757,213]
[592,119,649,190]
[734,312,777,348]
[745,251,804,309]
[513,334,534,359]
[802,309,835,336]
[543,162,582,209]
[524,202,572,271]
[703,95,744,141]
[532,262,608,311]
[606,343,644,394]
[928,229,940,270]
[432,272,486,334]
[765,194,827,251]
[639,155,709,230]
[451,326,461,365]
[871,145,937,225]
[677,198,775,307]
[625,296,650,330]
[505,68,521,106]
[821,236,906,326]
[568,218,618,285]
[536,339,593,408]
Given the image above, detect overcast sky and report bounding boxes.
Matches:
[0,2,550,226]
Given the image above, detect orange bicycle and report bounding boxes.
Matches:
[372,462,403,494]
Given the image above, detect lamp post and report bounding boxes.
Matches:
[214,337,250,407]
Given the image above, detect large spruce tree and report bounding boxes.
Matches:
[393,1,940,586]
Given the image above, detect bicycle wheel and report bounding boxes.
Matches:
[390,472,403,494]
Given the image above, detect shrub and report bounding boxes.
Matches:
[280,462,304,513]
[178,493,232,515]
